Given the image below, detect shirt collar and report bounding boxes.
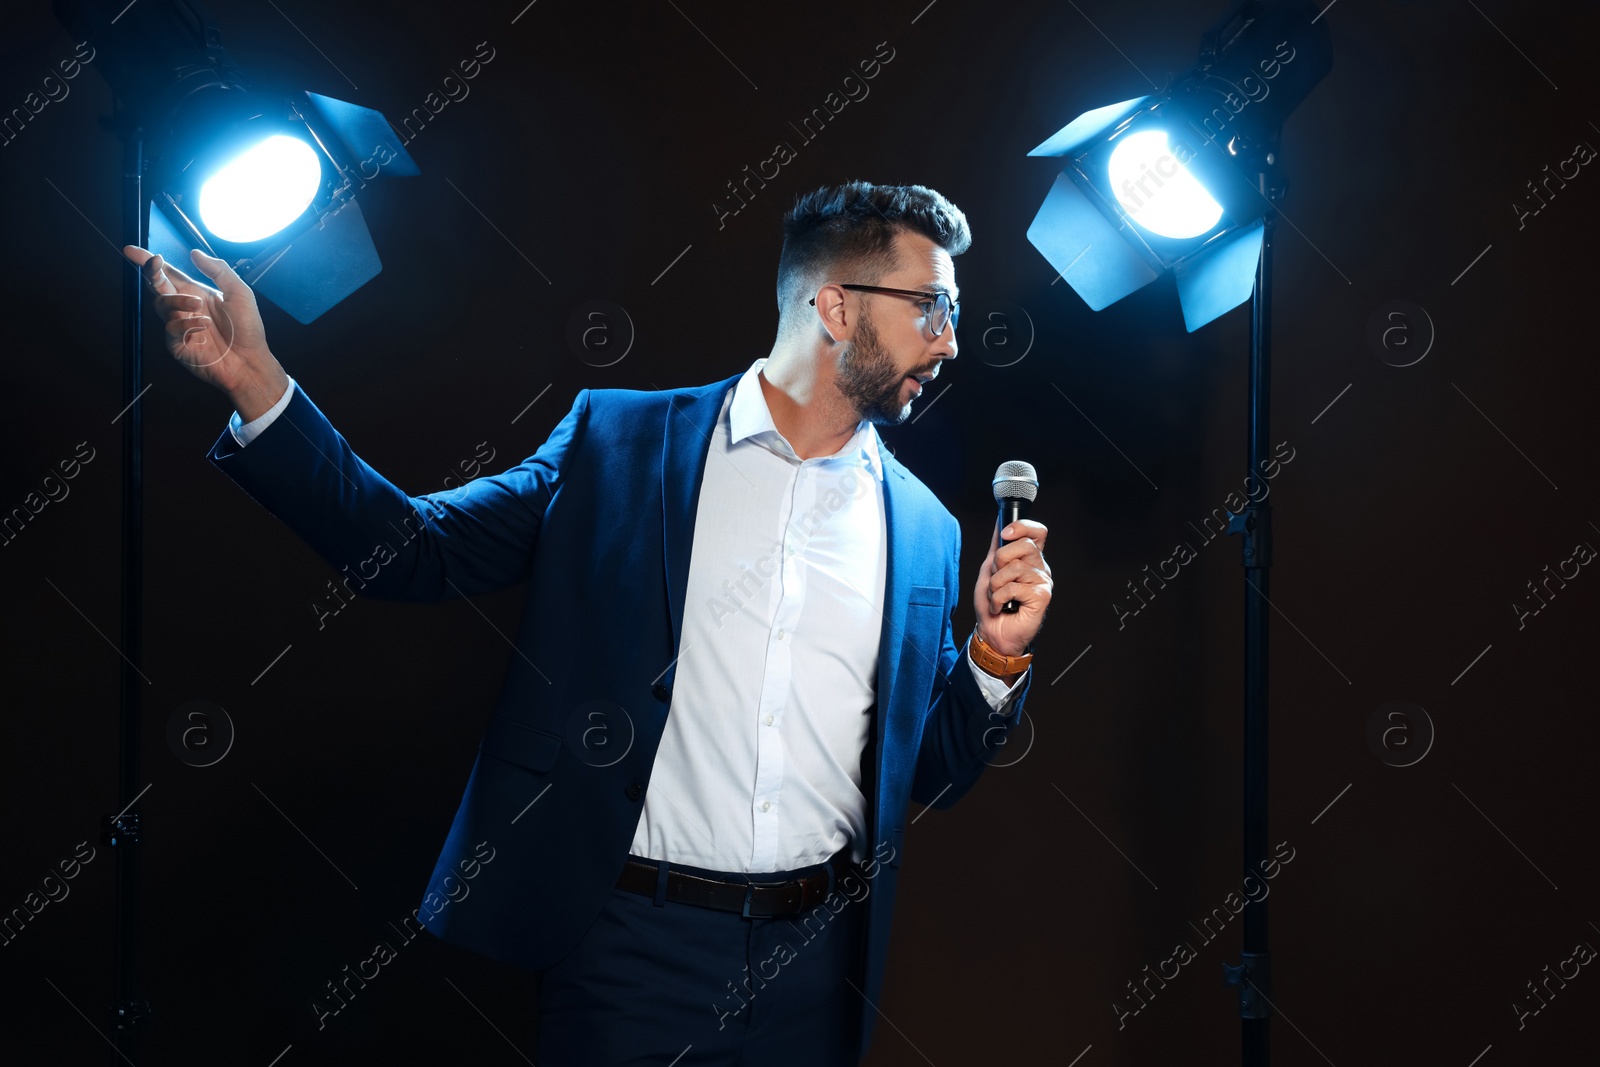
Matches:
[728,358,884,481]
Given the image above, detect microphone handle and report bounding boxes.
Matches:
[997,497,1031,614]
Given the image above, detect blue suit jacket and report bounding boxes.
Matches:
[209,369,1030,1059]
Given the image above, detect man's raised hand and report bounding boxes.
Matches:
[122,245,289,422]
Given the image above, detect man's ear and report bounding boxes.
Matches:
[811,284,850,344]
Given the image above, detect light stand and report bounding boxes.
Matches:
[106,120,150,1061]
[1222,154,1280,1067]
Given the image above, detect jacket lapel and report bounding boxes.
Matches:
[876,456,916,734]
[661,374,743,673]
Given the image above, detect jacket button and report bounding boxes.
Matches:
[651,682,670,703]
[626,782,643,801]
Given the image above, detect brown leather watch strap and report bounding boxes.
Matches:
[970,628,1033,677]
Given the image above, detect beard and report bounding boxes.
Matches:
[836,308,916,426]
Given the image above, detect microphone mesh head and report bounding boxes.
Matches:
[992,460,1039,502]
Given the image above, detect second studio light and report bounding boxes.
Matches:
[1026,0,1331,331]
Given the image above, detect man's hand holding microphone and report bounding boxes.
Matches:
[971,462,1051,683]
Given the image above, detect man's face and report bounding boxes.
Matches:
[834,231,959,426]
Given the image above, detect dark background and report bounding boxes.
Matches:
[3,1,1598,1063]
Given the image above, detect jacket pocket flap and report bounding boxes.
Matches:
[480,717,562,773]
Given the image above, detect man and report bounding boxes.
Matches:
[124,180,1052,1064]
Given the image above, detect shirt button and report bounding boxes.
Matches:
[761,801,771,812]
[765,715,774,726]
[776,629,785,640]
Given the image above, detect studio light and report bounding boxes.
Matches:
[1026,0,1331,331]
[57,0,419,324]
[142,82,419,325]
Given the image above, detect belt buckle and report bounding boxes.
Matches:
[741,879,787,918]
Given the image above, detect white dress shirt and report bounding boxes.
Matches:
[229,360,1026,873]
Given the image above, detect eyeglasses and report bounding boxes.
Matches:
[809,284,960,338]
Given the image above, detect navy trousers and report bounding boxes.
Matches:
[534,852,868,1066]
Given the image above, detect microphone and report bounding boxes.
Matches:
[991,461,1039,614]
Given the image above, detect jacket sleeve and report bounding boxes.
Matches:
[207,381,589,601]
[910,517,1032,808]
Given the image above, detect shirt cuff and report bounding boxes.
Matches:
[228,377,296,447]
[967,645,1028,710]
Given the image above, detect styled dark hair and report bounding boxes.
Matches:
[776,181,971,335]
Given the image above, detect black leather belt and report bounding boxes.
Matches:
[616,850,859,917]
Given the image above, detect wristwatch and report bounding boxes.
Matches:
[969,627,1034,677]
